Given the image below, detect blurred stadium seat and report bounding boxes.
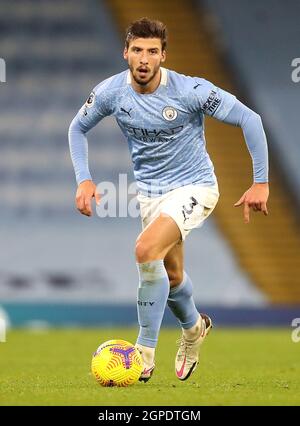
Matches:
[201,0,300,204]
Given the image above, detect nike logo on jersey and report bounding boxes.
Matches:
[193,82,202,89]
[121,107,132,117]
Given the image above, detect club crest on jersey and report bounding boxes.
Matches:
[162,106,178,121]
[85,92,95,108]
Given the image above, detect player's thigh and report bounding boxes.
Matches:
[136,212,181,261]
[164,241,184,287]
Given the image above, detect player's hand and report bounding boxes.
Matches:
[234,182,269,223]
[75,180,101,217]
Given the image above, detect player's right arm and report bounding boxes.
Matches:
[68,85,110,216]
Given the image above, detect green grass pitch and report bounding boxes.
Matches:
[0,327,299,406]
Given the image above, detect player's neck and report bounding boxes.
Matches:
[131,68,161,95]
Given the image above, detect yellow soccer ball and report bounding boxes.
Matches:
[91,339,143,387]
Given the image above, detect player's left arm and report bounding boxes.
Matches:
[221,99,269,223]
[194,80,269,224]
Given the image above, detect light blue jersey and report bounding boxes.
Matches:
[69,67,268,195]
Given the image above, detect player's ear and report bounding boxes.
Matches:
[123,47,128,60]
[161,50,166,63]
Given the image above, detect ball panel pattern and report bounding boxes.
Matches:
[91,339,143,387]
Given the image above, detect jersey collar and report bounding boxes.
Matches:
[126,67,168,87]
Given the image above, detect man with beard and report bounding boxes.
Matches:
[69,17,269,382]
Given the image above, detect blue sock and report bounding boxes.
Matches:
[136,260,170,348]
[167,272,199,329]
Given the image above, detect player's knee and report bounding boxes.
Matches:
[135,239,157,263]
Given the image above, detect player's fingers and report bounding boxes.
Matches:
[244,202,250,223]
[81,205,92,216]
[84,198,92,216]
[261,202,268,216]
[77,205,90,216]
[75,194,85,212]
[234,194,245,207]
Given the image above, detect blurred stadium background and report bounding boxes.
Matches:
[0,0,300,330]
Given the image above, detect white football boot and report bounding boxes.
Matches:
[135,344,155,383]
[175,313,212,381]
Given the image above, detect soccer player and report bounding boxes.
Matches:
[68,18,269,382]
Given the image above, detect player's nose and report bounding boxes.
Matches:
[140,53,149,64]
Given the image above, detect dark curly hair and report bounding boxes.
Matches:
[125,17,167,51]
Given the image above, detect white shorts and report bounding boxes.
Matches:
[137,183,219,241]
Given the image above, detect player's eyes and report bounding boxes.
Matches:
[132,48,158,54]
